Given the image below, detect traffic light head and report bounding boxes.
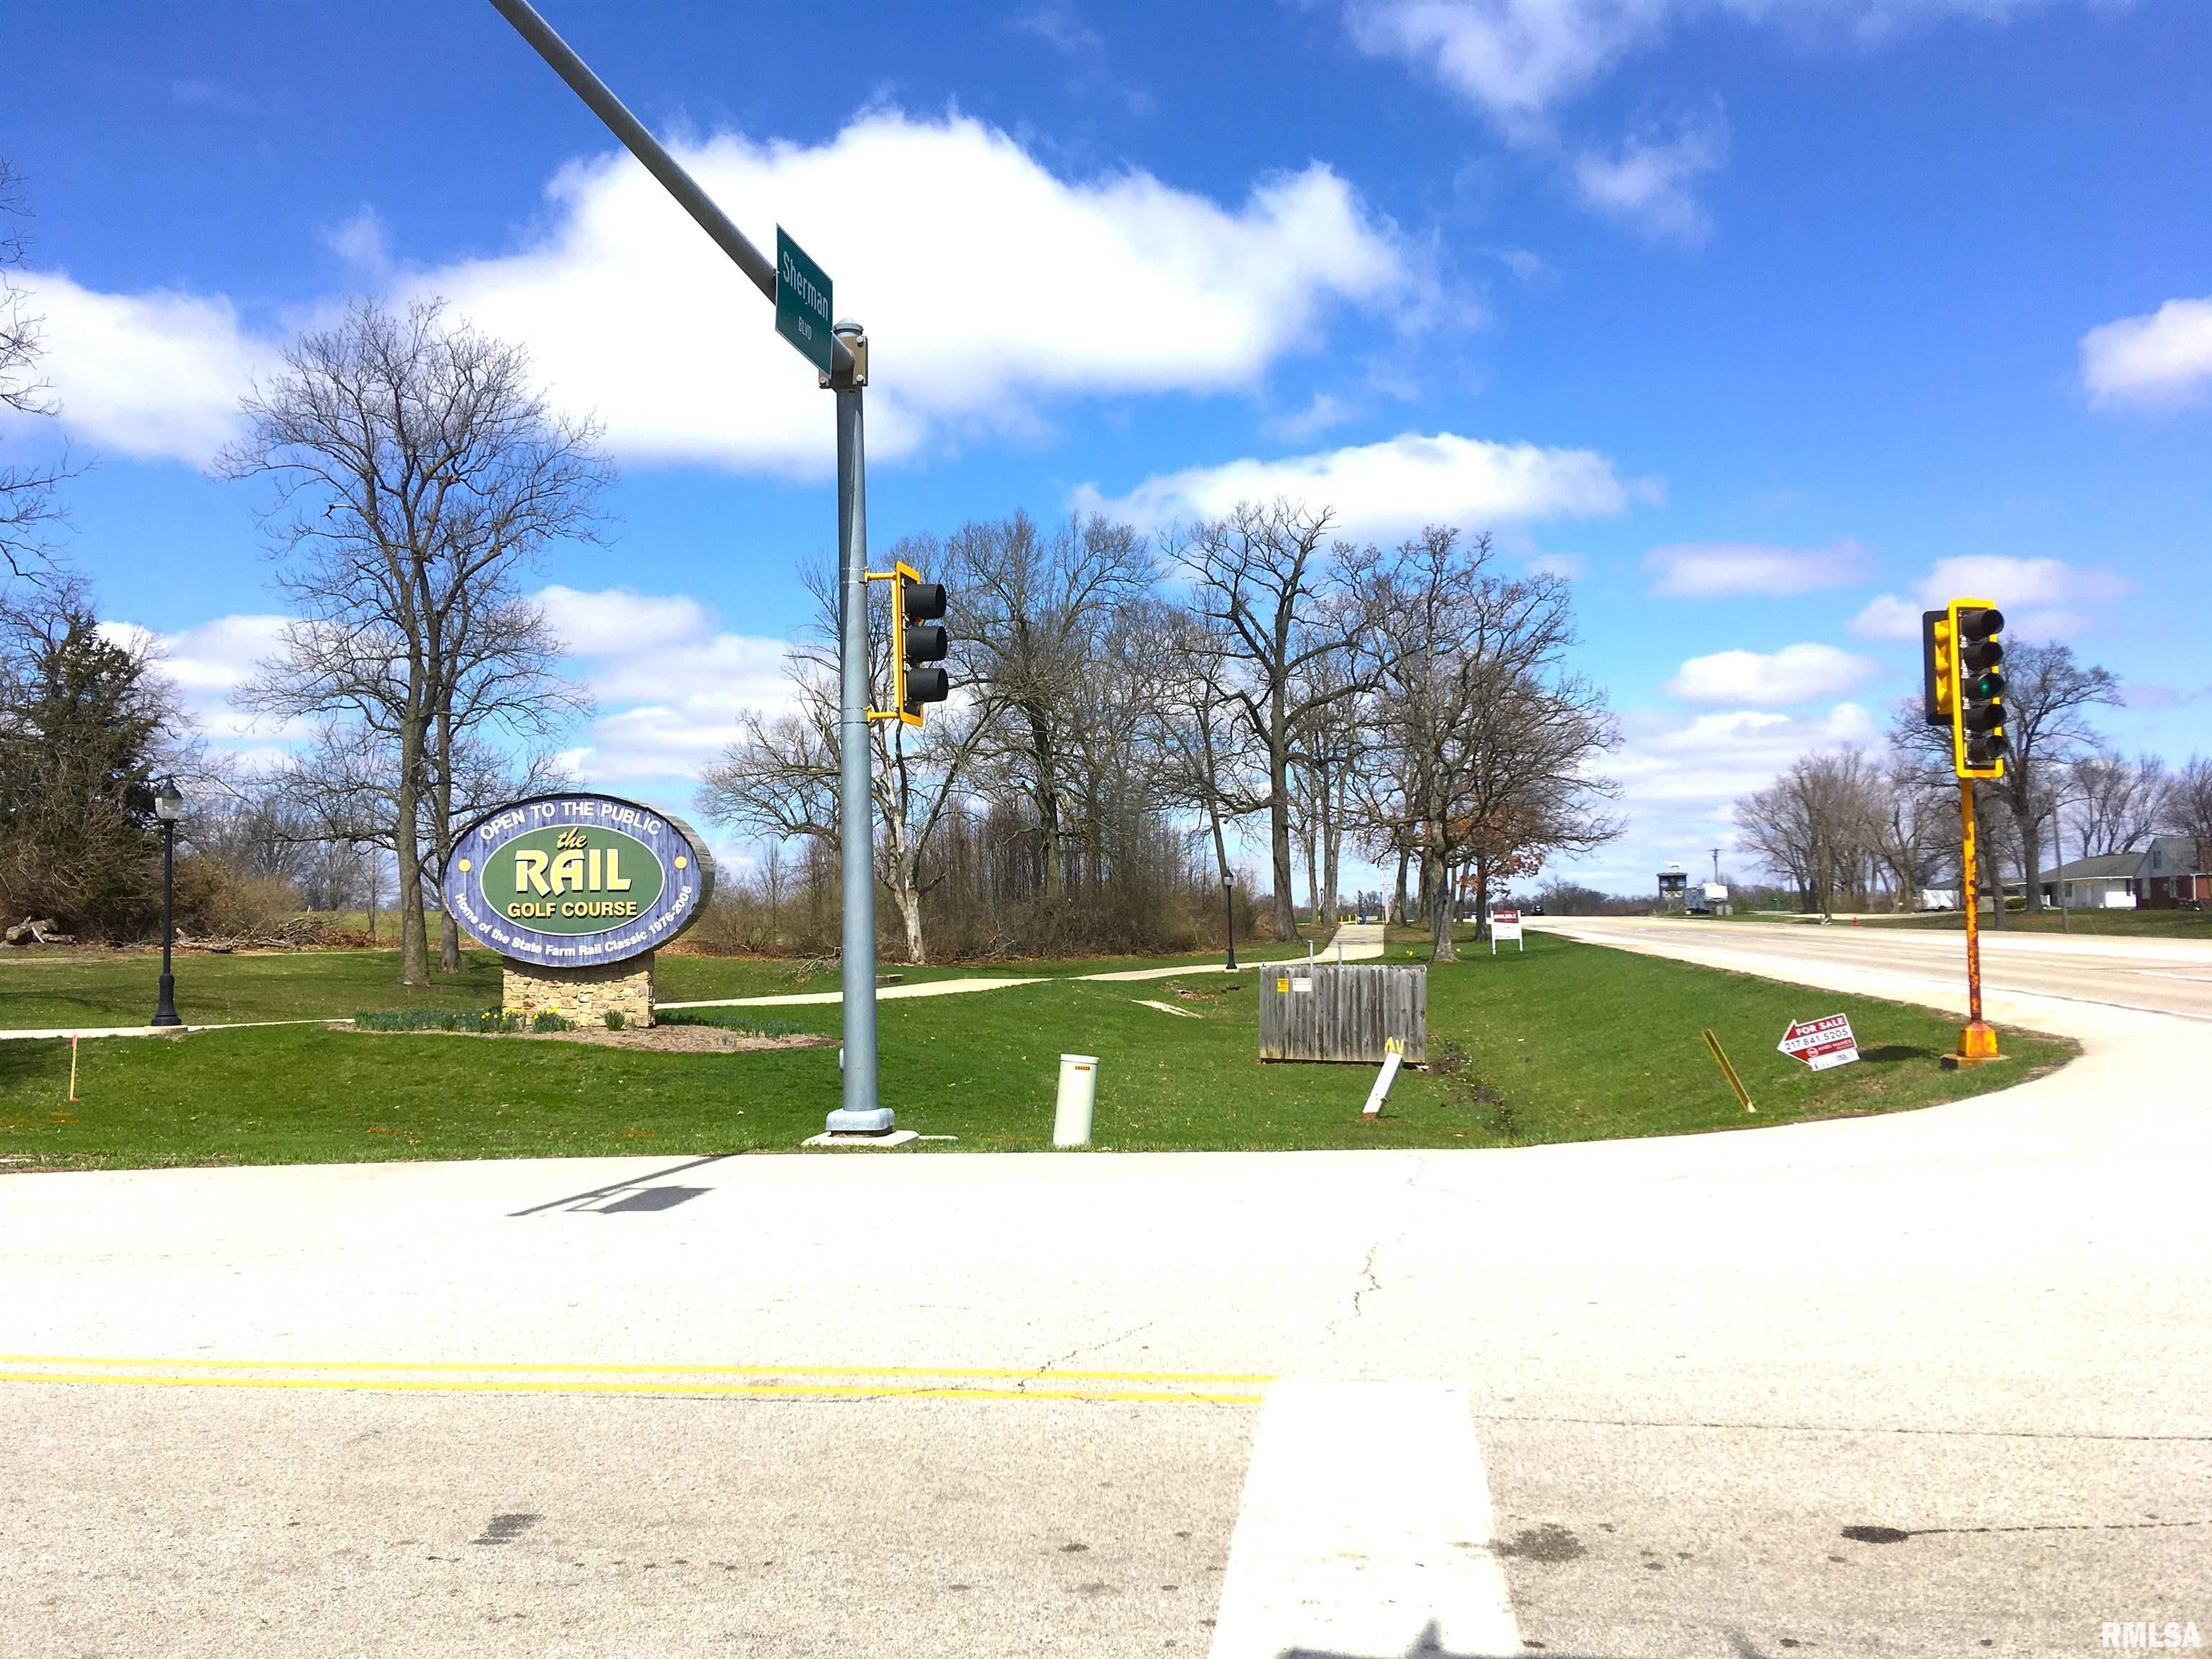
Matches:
[1920,610,1954,729]
[904,581,946,624]
[1947,598,2006,778]
[899,572,950,721]
[867,562,952,727]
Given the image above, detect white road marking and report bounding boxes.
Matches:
[0,1018,335,1043]
[1210,1379,1522,1659]
[657,976,1040,1009]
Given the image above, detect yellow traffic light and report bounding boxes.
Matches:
[1948,598,2005,780]
[865,560,950,728]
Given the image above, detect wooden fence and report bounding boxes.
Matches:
[1257,963,1426,1064]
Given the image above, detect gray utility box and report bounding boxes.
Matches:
[1258,963,1426,1065]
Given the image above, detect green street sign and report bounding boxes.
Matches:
[774,226,835,377]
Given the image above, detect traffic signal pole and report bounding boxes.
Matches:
[828,323,891,1131]
[1923,597,2008,1067]
[1958,778,1999,1061]
[487,0,886,1131]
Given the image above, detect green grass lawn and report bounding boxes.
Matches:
[0,938,1333,1032]
[0,932,2074,1171]
[1697,904,2212,938]
[1865,908,2212,938]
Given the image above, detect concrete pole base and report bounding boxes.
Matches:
[1943,1022,2004,1069]
[804,1127,917,1148]
[822,1107,897,1135]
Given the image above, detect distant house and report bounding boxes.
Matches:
[2037,835,2211,909]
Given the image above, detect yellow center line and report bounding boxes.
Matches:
[0,1353,1272,1383]
[0,1371,1263,1404]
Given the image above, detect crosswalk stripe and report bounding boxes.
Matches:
[1210,1379,1523,1659]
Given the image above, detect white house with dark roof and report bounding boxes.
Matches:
[2036,835,2210,910]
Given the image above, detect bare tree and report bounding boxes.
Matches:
[1357,529,1618,959]
[1,160,71,585]
[1879,703,1967,909]
[266,714,573,909]
[1146,607,1265,893]
[2067,752,2167,857]
[1166,498,1385,939]
[956,512,1151,902]
[697,536,996,964]
[2166,755,2212,851]
[1984,641,2119,911]
[222,299,608,984]
[1289,647,1366,931]
[1736,750,1890,917]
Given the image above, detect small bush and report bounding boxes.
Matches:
[531,1010,574,1033]
[603,1010,625,1030]
[658,1008,804,1039]
[354,1008,523,1034]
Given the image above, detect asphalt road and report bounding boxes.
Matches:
[1535,913,2212,1022]
[4,925,2208,1657]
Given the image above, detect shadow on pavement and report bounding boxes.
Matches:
[596,1184,709,1213]
[507,1154,729,1217]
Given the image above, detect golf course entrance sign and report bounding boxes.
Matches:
[445,793,711,967]
[442,793,714,1028]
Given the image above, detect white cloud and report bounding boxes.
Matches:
[100,612,295,741]
[1346,1,2082,242]
[323,205,394,277]
[1079,429,1645,536]
[1527,549,1588,579]
[17,276,274,465]
[526,585,798,787]
[2080,295,2212,408]
[409,110,1422,476]
[1262,390,1357,443]
[1609,700,1879,855]
[1849,592,1923,641]
[535,585,716,657]
[1645,539,1867,596]
[1531,697,1884,890]
[1918,554,2079,608]
[23,109,1424,480]
[1014,2,1105,56]
[1573,112,1728,241]
[1346,1,2077,132]
[1663,642,1875,705]
[1346,0,1668,135]
[1851,554,2126,644]
[109,588,800,796]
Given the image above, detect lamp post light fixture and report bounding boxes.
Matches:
[1222,873,1237,971]
[150,775,184,1028]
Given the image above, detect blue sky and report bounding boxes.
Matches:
[9,0,2210,891]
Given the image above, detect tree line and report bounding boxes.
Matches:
[1734,640,2209,914]
[696,501,1622,964]
[0,253,1623,974]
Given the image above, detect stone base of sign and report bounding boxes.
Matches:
[503,953,655,1028]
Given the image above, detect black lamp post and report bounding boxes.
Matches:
[1222,872,1237,971]
[150,775,183,1028]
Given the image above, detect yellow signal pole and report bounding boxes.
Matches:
[1956,778,2000,1062]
